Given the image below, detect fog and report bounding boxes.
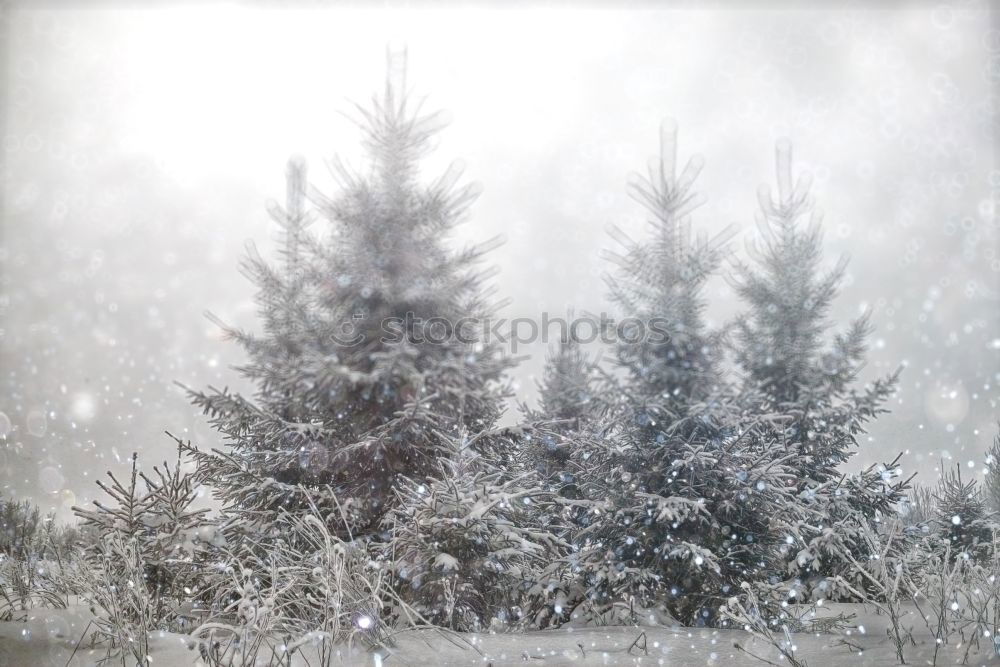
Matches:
[1,3,997,519]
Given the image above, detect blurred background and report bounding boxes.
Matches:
[0,2,997,519]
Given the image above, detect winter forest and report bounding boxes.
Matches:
[1,4,999,666]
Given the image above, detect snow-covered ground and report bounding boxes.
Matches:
[1,602,996,666]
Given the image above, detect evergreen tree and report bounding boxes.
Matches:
[542,123,793,625]
[731,139,898,483]
[73,449,209,629]
[983,424,1000,514]
[934,464,993,558]
[183,58,513,540]
[731,140,905,596]
[604,119,730,411]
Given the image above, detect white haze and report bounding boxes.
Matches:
[0,3,997,519]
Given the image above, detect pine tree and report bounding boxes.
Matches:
[935,464,993,559]
[73,449,210,626]
[182,57,513,541]
[540,123,796,625]
[731,139,898,483]
[604,119,731,411]
[983,424,1000,514]
[730,140,905,596]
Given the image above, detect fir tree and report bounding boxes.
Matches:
[934,464,993,558]
[731,139,898,483]
[182,58,513,540]
[604,119,731,410]
[730,140,905,596]
[983,424,1000,514]
[73,449,209,630]
[545,123,792,625]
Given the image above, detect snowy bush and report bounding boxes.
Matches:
[72,448,213,642]
[190,489,427,666]
[385,430,566,632]
[911,541,971,666]
[775,457,911,602]
[720,581,808,667]
[267,512,396,656]
[67,531,160,665]
[0,498,76,621]
[827,516,919,663]
[189,556,290,667]
[984,425,1000,515]
[952,534,1000,664]
[0,550,68,621]
[901,483,937,529]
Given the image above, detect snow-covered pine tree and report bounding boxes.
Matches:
[183,55,513,540]
[73,448,209,629]
[604,119,730,411]
[140,443,214,607]
[384,424,565,631]
[983,424,1000,514]
[547,123,794,625]
[731,139,898,485]
[730,140,906,597]
[934,464,993,559]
